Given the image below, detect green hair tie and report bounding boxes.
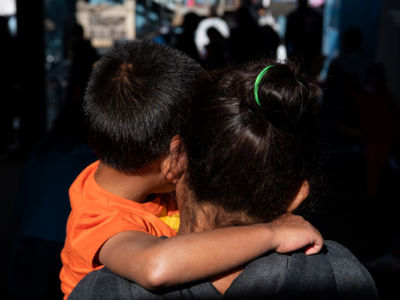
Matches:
[254,65,274,106]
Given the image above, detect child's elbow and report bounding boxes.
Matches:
[140,272,168,290]
[135,259,171,290]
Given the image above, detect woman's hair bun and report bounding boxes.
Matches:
[253,62,321,137]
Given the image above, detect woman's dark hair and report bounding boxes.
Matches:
[182,60,322,223]
[84,40,203,173]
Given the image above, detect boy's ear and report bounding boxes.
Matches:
[287,181,310,212]
[161,135,187,183]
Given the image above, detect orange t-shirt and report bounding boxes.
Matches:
[60,161,179,299]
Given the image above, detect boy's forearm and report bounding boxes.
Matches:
[100,215,322,290]
[100,224,277,290]
[141,223,277,288]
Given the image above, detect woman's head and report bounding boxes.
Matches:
[177,60,322,229]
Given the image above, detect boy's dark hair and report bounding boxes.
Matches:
[84,40,203,173]
[182,60,322,223]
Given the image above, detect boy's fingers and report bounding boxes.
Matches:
[304,245,319,255]
[304,239,324,255]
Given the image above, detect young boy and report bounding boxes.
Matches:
[60,40,323,299]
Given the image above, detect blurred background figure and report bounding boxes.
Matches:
[194,4,230,61]
[229,4,279,64]
[228,5,264,63]
[323,28,366,148]
[202,26,231,69]
[285,0,323,74]
[328,28,366,85]
[324,27,400,204]
[64,23,99,105]
[355,63,400,203]
[173,12,201,61]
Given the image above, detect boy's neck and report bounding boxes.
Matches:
[94,161,172,203]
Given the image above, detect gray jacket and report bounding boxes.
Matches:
[69,240,378,299]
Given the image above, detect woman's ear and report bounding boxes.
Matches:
[161,135,187,183]
[287,181,310,212]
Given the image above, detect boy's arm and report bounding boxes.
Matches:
[99,213,323,290]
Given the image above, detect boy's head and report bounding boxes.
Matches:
[84,40,204,174]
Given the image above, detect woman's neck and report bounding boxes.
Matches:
[211,266,244,294]
[176,182,255,294]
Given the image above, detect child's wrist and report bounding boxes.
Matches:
[255,223,281,251]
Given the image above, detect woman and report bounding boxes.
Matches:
[69,61,378,299]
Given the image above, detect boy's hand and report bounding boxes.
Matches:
[268,213,323,255]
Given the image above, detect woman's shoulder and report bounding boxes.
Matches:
[323,240,379,298]
[225,240,378,299]
[69,267,221,300]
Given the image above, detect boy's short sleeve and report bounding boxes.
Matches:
[60,162,178,298]
[67,208,154,268]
